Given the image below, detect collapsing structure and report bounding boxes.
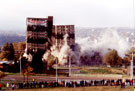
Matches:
[26,16,75,63]
[52,25,75,50]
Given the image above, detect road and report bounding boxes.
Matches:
[0,74,123,83]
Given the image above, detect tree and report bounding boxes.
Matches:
[13,42,18,51]
[3,42,9,51]
[22,66,33,82]
[124,47,135,67]
[18,42,26,51]
[0,52,9,60]
[8,43,15,60]
[123,57,130,67]
[0,46,2,52]
[104,49,122,67]
[13,42,26,61]
[21,57,33,82]
[0,42,15,60]
[46,55,56,69]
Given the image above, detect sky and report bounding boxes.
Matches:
[0,0,134,31]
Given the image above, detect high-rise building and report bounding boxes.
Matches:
[52,25,75,50]
[26,16,75,64]
[26,16,53,54]
[26,16,75,73]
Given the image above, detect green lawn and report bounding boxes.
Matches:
[14,86,134,91]
[79,66,124,75]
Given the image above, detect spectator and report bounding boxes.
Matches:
[6,82,9,90]
[11,83,15,90]
[0,83,2,90]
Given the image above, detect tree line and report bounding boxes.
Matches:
[0,41,133,73]
[104,49,132,67]
[0,42,25,61]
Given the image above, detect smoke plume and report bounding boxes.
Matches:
[43,34,76,65]
[76,28,130,58]
[24,28,132,66]
[43,28,132,66]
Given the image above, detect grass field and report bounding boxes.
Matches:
[79,66,124,74]
[3,66,125,76]
[14,86,134,91]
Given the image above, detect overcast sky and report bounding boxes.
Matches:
[0,0,134,31]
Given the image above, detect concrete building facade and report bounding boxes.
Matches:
[52,25,75,50]
[26,16,75,56]
[26,16,53,54]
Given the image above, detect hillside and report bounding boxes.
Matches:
[0,31,25,46]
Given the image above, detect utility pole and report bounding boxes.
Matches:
[125,47,135,80]
[69,56,71,76]
[20,56,22,75]
[56,58,58,82]
[132,0,135,80]
[131,52,134,79]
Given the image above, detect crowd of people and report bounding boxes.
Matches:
[1,79,135,90]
